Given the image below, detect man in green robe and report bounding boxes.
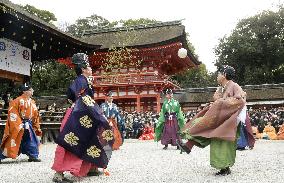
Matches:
[177,65,246,176]
[155,88,185,150]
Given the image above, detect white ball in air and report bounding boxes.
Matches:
[178,48,187,58]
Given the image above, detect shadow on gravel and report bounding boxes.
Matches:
[0,159,30,164]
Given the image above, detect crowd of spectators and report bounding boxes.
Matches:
[121,111,159,139]
[248,106,284,133]
[1,96,284,139]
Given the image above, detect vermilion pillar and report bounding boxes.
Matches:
[156,94,161,113]
[136,95,141,112]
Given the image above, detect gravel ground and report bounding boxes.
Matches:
[0,139,284,183]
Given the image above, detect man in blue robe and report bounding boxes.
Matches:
[100,91,125,150]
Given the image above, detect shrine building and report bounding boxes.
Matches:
[0,0,99,84]
[60,21,200,112]
[1,0,200,113]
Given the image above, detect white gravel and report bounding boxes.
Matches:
[0,139,284,183]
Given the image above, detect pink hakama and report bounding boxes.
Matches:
[51,108,94,177]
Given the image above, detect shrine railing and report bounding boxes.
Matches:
[93,72,168,85]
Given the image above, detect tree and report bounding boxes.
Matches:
[19,4,75,96]
[172,64,216,88]
[215,7,284,85]
[186,33,198,59]
[31,60,76,96]
[66,14,118,37]
[21,5,57,23]
[65,17,159,37]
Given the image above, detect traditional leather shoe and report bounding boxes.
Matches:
[215,167,231,176]
[176,140,191,154]
[62,178,74,183]
[87,171,103,176]
[236,147,246,151]
[87,170,103,176]
[52,173,74,183]
[52,177,74,183]
[28,157,41,162]
[162,145,168,150]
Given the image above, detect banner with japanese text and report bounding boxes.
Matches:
[0,38,31,76]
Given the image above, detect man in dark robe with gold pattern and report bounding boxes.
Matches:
[51,53,114,183]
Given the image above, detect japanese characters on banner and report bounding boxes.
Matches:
[0,38,31,76]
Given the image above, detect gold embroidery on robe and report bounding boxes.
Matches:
[79,115,93,128]
[82,96,95,106]
[102,130,114,141]
[87,145,101,158]
[64,132,79,146]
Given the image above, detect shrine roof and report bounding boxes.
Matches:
[0,0,100,61]
[83,20,185,48]
[82,20,200,65]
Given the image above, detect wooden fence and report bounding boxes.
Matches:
[0,110,63,144]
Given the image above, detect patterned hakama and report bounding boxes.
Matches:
[161,114,180,146]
